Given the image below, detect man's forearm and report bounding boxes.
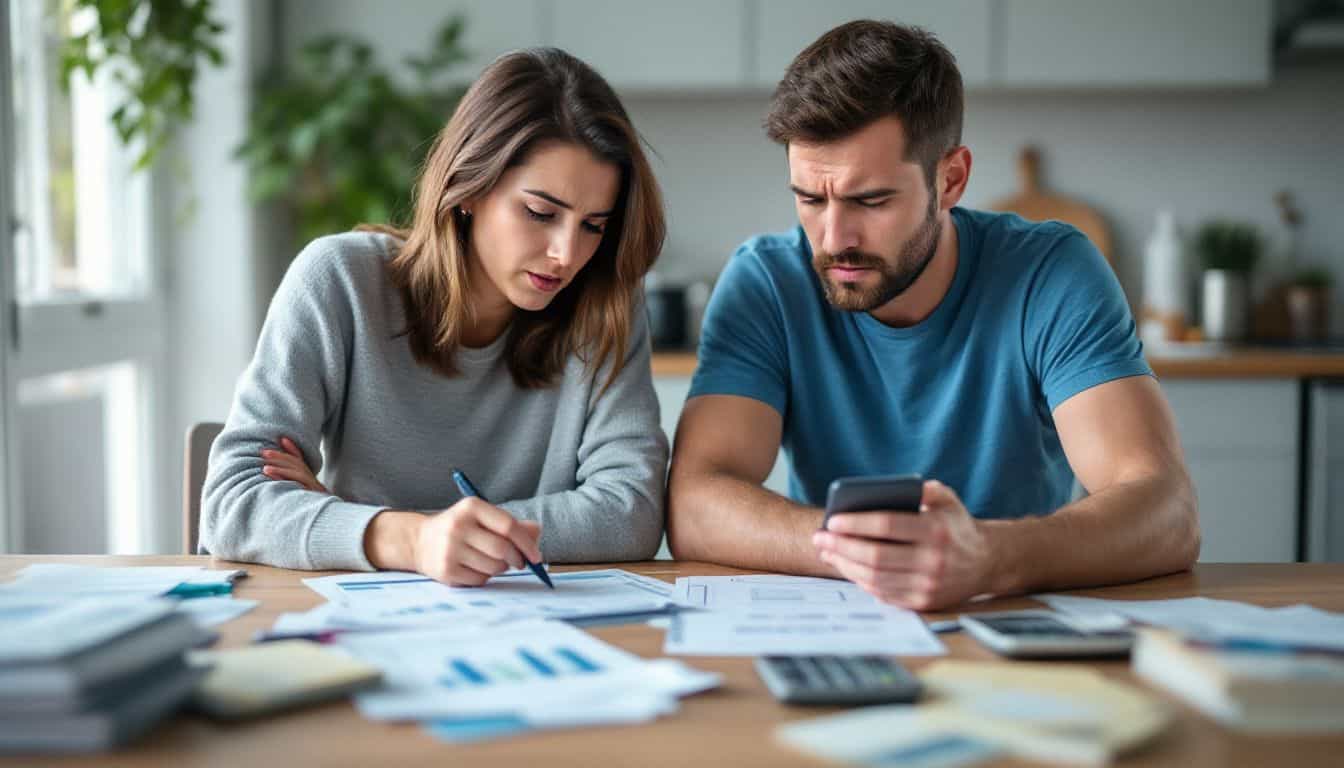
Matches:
[982,470,1199,596]
[668,469,835,576]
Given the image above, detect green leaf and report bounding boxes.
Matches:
[236,13,471,249]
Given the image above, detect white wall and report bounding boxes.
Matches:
[155,0,273,552]
[622,59,1344,334]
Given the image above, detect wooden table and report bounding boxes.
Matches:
[3,556,1343,767]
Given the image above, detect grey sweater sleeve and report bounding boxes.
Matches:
[499,311,669,562]
[199,240,385,571]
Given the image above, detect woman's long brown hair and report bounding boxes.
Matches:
[362,47,665,389]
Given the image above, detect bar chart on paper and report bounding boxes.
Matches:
[438,645,604,688]
[341,619,665,720]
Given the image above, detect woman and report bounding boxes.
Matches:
[200,48,667,586]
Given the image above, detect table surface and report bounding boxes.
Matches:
[3,556,1343,768]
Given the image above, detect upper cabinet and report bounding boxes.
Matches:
[284,0,1276,93]
[998,0,1272,87]
[754,1,994,89]
[284,0,548,82]
[551,1,749,91]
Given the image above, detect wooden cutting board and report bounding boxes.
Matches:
[988,146,1113,266]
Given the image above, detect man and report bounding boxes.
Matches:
[667,20,1198,611]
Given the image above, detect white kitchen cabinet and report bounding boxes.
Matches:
[754,0,993,88]
[551,1,749,91]
[654,377,789,495]
[999,0,1272,87]
[1161,379,1299,562]
[284,0,548,82]
[286,1,1277,95]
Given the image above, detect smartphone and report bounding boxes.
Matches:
[821,473,924,530]
[958,610,1134,659]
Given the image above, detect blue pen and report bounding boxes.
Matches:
[451,468,554,589]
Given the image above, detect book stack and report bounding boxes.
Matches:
[1133,628,1344,732]
[0,598,211,753]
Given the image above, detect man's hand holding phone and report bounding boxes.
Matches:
[812,475,994,611]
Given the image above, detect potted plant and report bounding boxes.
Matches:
[58,0,227,170]
[1193,220,1262,341]
[1286,267,1333,342]
[236,18,470,249]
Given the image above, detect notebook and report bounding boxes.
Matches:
[190,640,382,719]
[0,599,208,700]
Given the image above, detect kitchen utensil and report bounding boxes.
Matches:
[989,146,1114,266]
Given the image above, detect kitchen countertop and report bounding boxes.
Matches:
[651,345,1344,379]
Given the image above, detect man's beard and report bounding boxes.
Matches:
[814,204,942,313]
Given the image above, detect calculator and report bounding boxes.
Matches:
[753,655,922,706]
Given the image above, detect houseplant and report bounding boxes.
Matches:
[1193,219,1262,341]
[235,17,470,249]
[59,0,226,170]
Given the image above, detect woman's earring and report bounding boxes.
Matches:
[459,207,472,217]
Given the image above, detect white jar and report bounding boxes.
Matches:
[1141,210,1188,343]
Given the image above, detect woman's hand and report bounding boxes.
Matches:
[260,437,328,494]
[413,498,543,586]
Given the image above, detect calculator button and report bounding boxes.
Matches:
[819,657,855,688]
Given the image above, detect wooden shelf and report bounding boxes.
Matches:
[651,352,698,377]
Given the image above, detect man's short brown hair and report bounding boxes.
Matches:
[765,20,964,188]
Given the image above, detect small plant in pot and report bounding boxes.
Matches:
[1194,220,1262,342]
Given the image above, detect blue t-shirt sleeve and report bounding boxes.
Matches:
[688,244,789,416]
[1024,231,1152,411]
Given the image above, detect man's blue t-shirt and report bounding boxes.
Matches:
[688,206,1151,520]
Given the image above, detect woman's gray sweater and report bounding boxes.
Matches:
[200,232,668,570]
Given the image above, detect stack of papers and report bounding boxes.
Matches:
[259,567,722,741]
[664,575,945,656]
[1,564,217,598]
[1038,594,1344,652]
[0,598,211,753]
[335,619,720,741]
[0,564,256,629]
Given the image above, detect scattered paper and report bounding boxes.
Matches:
[0,564,206,599]
[1037,594,1344,652]
[664,606,945,656]
[173,596,259,628]
[340,619,720,722]
[673,574,884,610]
[305,568,674,625]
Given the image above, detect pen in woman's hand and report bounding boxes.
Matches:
[451,468,554,589]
